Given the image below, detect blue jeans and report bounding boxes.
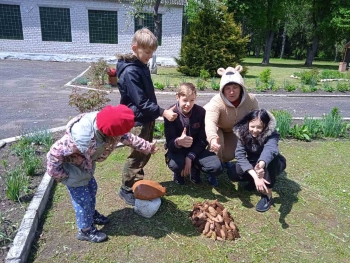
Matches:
[66,177,97,229]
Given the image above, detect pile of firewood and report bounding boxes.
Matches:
[190,199,240,241]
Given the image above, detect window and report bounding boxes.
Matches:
[134,13,162,46]
[88,10,118,44]
[0,4,23,40]
[39,7,71,42]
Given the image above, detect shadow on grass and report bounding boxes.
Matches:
[101,198,200,239]
[273,171,301,229]
[162,172,259,210]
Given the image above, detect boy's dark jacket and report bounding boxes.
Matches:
[117,54,165,126]
[164,103,208,160]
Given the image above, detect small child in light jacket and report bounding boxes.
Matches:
[228,109,286,212]
[47,105,158,243]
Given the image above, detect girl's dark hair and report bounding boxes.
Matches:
[234,109,271,145]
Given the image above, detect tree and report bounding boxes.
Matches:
[176,1,248,77]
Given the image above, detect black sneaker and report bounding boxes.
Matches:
[93,210,110,225]
[256,195,273,212]
[207,174,218,187]
[173,173,185,185]
[76,225,107,243]
[119,188,135,206]
[190,167,201,184]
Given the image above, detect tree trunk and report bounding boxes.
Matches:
[304,35,319,67]
[334,45,338,62]
[255,46,260,58]
[151,0,161,74]
[262,30,274,65]
[280,26,286,59]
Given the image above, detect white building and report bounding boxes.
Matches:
[0,0,184,63]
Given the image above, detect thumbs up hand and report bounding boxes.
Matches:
[210,137,221,153]
[163,105,178,121]
[177,127,193,148]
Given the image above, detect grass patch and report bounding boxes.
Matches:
[151,58,346,92]
[28,140,350,262]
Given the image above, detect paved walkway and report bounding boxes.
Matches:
[1,60,350,140]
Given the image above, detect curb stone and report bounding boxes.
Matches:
[5,173,54,263]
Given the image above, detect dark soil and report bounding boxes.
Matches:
[0,131,64,261]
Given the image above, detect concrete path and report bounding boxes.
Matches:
[1,60,350,141]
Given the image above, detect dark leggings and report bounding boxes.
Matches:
[228,154,286,188]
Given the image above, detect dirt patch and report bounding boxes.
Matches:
[0,131,64,261]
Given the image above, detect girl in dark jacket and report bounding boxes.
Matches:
[228,109,286,212]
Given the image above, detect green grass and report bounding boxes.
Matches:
[151,58,349,92]
[28,140,350,263]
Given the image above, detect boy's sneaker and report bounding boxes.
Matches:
[207,174,218,187]
[119,188,135,206]
[93,210,110,225]
[76,225,107,243]
[173,173,185,185]
[256,195,273,212]
[190,167,201,184]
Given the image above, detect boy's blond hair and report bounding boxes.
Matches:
[177,82,197,97]
[132,28,158,51]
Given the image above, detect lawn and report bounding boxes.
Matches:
[29,139,350,263]
[151,58,349,92]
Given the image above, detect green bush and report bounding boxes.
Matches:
[176,3,248,77]
[69,87,111,113]
[285,84,298,92]
[211,78,220,91]
[259,68,271,83]
[336,82,350,92]
[271,110,292,138]
[153,122,165,139]
[323,82,335,92]
[289,124,311,141]
[320,70,342,79]
[154,82,165,90]
[303,117,322,139]
[321,108,346,138]
[75,76,88,85]
[5,168,30,202]
[88,59,109,86]
[196,78,206,91]
[199,69,211,80]
[22,152,41,176]
[300,69,320,85]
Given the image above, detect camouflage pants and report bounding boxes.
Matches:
[121,121,155,191]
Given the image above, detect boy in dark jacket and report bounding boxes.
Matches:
[164,83,223,186]
[107,28,177,206]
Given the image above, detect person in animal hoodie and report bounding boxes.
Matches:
[228,109,287,212]
[204,65,259,166]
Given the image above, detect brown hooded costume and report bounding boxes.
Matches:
[204,66,259,162]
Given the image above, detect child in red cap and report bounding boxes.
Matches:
[47,105,158,243]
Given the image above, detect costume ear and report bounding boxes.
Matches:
[235,65,243,73]
[217,68,225,76]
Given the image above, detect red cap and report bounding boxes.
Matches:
[96,105,135,137]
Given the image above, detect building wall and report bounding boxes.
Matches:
[0,0,183,58]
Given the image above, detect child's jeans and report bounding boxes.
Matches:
[66,177,97,229]
[121,121,155,191]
